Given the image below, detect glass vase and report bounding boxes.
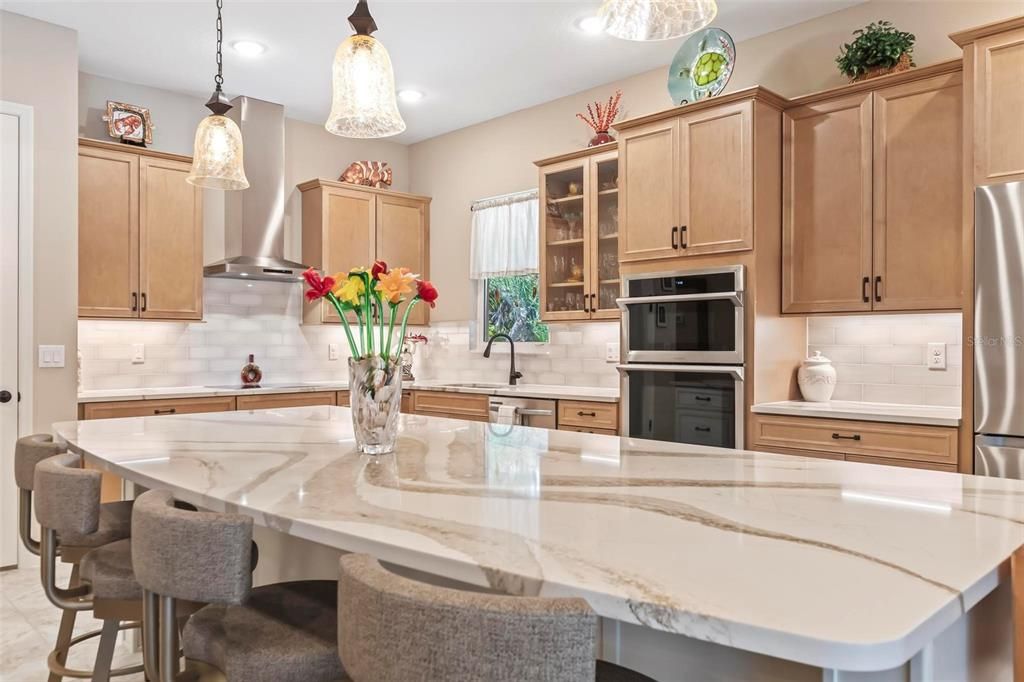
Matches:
[348,356,403,455]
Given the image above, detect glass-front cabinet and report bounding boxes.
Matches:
[536,145,620,322]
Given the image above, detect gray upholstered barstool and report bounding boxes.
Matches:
[338,554,657,682]
[33,453,144,681]
[131,489,345,682]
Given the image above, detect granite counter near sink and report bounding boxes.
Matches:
[78,381,619,404]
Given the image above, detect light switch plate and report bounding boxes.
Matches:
[605,342,620,362]
[132,344,145,364]
[328,343,339,361]
[927,342,947,370]
[38,345,65,368]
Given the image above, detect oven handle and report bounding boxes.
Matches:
[615,292,743,309]
[616,364,744,381]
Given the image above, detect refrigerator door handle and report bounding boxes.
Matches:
[976,434,1024,449]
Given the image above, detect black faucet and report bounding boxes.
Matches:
[483,333,523,386]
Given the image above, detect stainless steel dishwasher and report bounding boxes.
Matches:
[488,396,557,429]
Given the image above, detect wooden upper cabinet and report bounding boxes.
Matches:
[617,88,783,264]
[139,156,203,320]
[679,100,753,255]
[952,17,1024,184]
[377,193,430,326]
[618,121,677,263]
[79,145,139,318]
[299,179,430,325]
[872,72,963,311]
[78,140,202,320]
[783,92,873,313]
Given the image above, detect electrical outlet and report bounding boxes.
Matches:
[927,342,947,370]
[605,342,620,362]
[328,343,339,361]
[38,345,65,368]
[132,344,145,364]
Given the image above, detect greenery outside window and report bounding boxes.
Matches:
[483,275,549,344]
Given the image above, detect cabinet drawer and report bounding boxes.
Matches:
[846,455,957,472]
[752,414,958,465]
[754,444,845,461]
[337,390,351,407]
[82,396,236,420]
[558,401,619,430]
[411,391,490,421]
[236,392,336,411]
[559,426,619,436]
[676,386,731,412]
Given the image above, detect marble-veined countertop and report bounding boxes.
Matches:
[751,400,961,427]
[54,407,1022,672]
[77,381,619,404]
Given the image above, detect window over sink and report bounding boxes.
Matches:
[483,274,549,344]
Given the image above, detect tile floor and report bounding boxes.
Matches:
[1,552,144,681]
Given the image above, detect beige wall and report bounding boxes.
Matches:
[78,72,410,264]
[410,0,1022,321]
[0,11,79,432]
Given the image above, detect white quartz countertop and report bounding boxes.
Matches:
[77,382,618,404]
[54,407,1023,672]
[751,400,961,427]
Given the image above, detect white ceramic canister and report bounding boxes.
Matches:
[797,351,837,403]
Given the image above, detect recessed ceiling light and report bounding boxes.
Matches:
[576,16,605,35]
[397,89,424,103]
[232,40,266,57]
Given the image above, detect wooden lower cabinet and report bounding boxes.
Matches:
[559,426,618,436]
[557,401,619,432]
[236,391,336,410]
[409,391,490,422]
[751,413,958,470]
[337,390,350,407]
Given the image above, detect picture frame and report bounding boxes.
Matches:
[102,100,153,146]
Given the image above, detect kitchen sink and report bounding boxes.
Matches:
[431,382,509,389]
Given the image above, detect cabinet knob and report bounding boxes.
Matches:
[577,410,597,417]
[141,292,148,312]
[0,390,12,404]
[153,408,176,415]
[132,292,139,312]
[680,225,688,249]
[874,276,882,303]
[861,277,870,303]
[671,226,679,249]
[831,432,861,441]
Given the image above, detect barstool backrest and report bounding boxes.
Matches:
[15,434,64,492]
[33,453,100,536]
[131,489,253,605]
[338,554,598,682]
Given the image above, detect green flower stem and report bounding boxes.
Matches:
[384,302,399,360]
[397,297,422,350]
[360,272,373,355]
[353,306,365,358]
[325,293,360,358]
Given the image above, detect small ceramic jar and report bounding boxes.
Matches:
[797,351,837,403]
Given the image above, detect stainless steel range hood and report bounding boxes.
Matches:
[203,96,309,282]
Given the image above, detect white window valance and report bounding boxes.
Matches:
[470,189,539,280]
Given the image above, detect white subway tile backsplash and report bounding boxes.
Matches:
[807,314,962,407]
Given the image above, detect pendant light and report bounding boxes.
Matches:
[325,0,406,139]
[599,0,717,41]
[187,0,249,190]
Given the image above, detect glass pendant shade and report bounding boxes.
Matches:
[187,113,249,190]
[599,0,717,41]
[325,34,406,139]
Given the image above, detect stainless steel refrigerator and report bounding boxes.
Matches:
[974,181,1024,478]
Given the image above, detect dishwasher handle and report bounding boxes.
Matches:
[488,405,554,417]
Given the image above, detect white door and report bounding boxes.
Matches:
[0,107,27,567]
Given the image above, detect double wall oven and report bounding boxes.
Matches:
[617,266,745,449]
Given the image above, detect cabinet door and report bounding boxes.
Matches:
[540,159,590,321]
[678,100,753,255]
[376,194,430,326]
[589,151,621,319]
[782,93,873,313]
[619,120,679,262]
[139,157,203,320]
[322,188,376,323]
[78,146,139,318]
[872,73,963,311]
[970,26,1024,184]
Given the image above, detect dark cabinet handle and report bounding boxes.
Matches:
[0,390,11,404]
[680,225,688,249]
[831,433,861,441]
[141,292,148,312]
[589,293,597,313]
[862,277,869,303]
[694,426,712,432]
[577,410,597,417]
[671,226,679,249]
[132,292,139,312]
[874,276,882,303]
[694,395,712,402]
[153,408,176,415]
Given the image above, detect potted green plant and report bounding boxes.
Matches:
[836,20,916,82]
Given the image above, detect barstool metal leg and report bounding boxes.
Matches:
[47,564,81,682]
[92,619,120,682]
[143,590,160,682]
[158,595,179,682]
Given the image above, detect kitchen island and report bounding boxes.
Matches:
[54,406,1023,681]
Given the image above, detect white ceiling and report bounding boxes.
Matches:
[5,1,861,143]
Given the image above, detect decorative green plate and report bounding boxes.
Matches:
[667,27,736,106]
